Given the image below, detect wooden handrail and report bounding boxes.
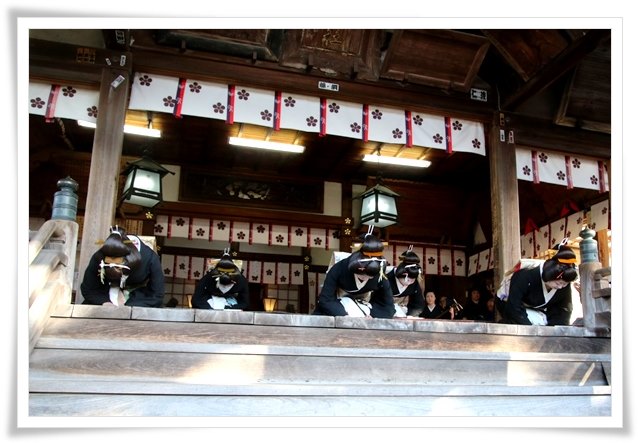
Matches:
[28,219,79,353]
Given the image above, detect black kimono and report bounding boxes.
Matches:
[80,235,165,307]
[500,266,573,326]
[385,269,425,317]
[420,304,444,319]
[191,270,250,310]
[313,258,395,318]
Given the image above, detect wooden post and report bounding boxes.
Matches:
[489,113,521,295]
[75,68,130,304]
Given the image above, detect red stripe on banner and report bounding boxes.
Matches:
[249,222,253,245]
[268,225,272,246]
[598,161,607,193]
[45,85,61,122]
[451,250,456,276]
[209,219,214,241]
[405,111,413,147]
[531,150,540,184]
[437,248,441,275]
[188,256,193,280]
[188,218,193,240]
[173,78,186,118]
[325,230,329,250]
[565,156,574,189]
[227,85,236,124]
[444,117,453,153]
[319,98,327,136]
[274,91,282,130]
[167,216,173,238]
[172,256,177,278]
[362,104,369,142]
[230,221,234,243]
[288,226,292,247]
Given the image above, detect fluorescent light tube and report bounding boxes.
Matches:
[77,120,161,138]
[228,137,305,153]
[363,154,431,168]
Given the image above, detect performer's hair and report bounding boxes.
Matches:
[213,250,242,285]
[542,244,578,282]
[347,232,386,277]
[99,226,141,282]
[395,247,421,279]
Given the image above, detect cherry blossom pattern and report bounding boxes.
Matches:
[193,270,201,279]
[442,264,450,273]
[392,128,403,139]
[452,120,463,131]
[295,228,304,237]
[329,102,340,113]
[195,228,205,237]
[154,224,164,234]
[433,134,443,144]
[472,139,481,149]
[30,97,46,109]
[456,258,464,267]
[176,217,186,226]
[428,256,436,265]
[284,96,296,107]
[313,237,323,246]
[350,122,361,133]
[260,109,273,121]
[256,225,266,234]
[590,175,599,186]
[237,89,250,100]
[189,82,202,93]
[62,86,77,98]
[212,102,225,114]
[275,234,285,244]
[138,75,153,86]
[572,158,581,168]
[522,165,532,176]
[538,152,548,163]
[306,116,318,127]
[163,267,171,275]
[412,115,423,126]
[279,275,287,284]
[216,221,227,231]
[371,109,383,120]
[163,96,178,108]
[86,106,98,118]
[236,231,246,240]
[556,170,566,181]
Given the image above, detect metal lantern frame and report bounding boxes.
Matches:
[354,183,400,228]
[120,156,174,208]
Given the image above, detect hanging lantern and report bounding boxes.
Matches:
[354,183,400,228]
[120,155,174,208]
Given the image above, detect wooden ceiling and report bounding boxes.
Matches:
[28,28,611,247]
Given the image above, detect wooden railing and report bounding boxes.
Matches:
[28,219,79,353]
[579,262,612,334]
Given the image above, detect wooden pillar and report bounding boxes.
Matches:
[489,113,521,289]
[75,68,130,304]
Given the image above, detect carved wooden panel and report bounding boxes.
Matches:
[279,29,383,81]
[554,36,611,133]
[482,29,570,81]
[380,30,490,92]
[153,29,284,61]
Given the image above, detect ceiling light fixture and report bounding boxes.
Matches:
[77,120,161,138]
[363,154,431,168]
[228,137,305,154]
